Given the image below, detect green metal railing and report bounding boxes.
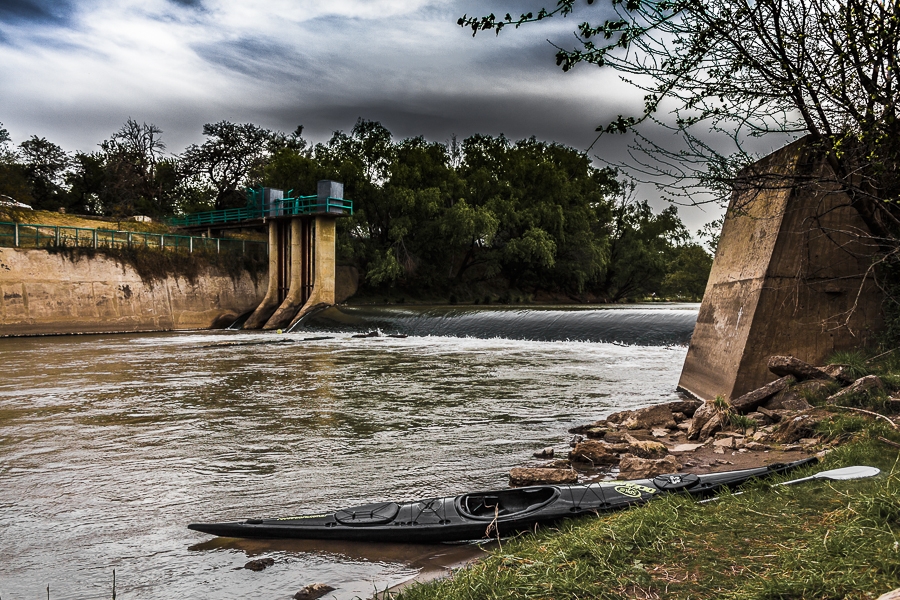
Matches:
[0,221,267,256]
[167,194,353,228]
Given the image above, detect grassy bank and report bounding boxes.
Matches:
[396,354,900,600]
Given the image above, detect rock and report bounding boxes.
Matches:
[651,428,669,438]
[827,375,886,404]
[713,436,735,448]
[621,404,677,430]
[569,440,621,465]
[876,588,900,600]
[509,467,578,486]
[768,355,835,382]
[697,413,724,441]
[670,443,704,453]
[756,406,782,423]
[686,402,717,440]
[771,414,824,444]
[603,432,630,444]
[672,411,687,423]
[745,412,771,426]
[569,420,608,435]
[713,446,725,454]
[764,389,812,411]
[627,439,668,459]
[745,441,769,451]
[676,422,690,431]
[662,400,703,417]
[731,376,795,414]
[583,427,610,439]
[799,437,820,448]
[821,364,855,384]
[782,444,802,451]
[294,583,336,600]
[533,447,554,459]
[616,454,682,479]
[244,557,275,571]
[569,434,584,447]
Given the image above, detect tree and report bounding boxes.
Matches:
[460,1,900,253]
[0,123,33,205]
[180,121,274,209]
[99,119,171,217]
[18,136,71,211]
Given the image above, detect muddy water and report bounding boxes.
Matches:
[0,305,696,599]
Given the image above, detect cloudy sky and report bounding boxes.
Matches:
[0,0,725,229]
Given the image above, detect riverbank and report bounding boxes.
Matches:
[391,350,900,599]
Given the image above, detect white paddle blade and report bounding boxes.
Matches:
[815,466,880,480]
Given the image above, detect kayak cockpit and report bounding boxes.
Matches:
[456,486,558,520]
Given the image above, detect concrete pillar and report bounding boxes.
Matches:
[264,218,310,330]
[243,220,281,329]
[288,216,337,327]
[677,138,883,401]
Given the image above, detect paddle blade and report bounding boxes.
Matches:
[815,466,880,480]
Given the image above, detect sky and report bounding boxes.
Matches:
[0,0,727,230]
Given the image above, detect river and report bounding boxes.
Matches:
[0,304,697,599]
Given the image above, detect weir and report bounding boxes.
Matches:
[243,181,349,330]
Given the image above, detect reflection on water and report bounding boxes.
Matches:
[0,306,696,599]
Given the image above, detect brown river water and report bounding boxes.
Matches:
[0,305,696,599]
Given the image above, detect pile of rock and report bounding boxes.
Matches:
[510,355,893,487]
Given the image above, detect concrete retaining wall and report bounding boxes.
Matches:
[0,248,267,336]
[678,139,884,401]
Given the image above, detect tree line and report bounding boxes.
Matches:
[0,118,712,302]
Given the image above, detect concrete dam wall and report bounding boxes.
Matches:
[0,248,267,336]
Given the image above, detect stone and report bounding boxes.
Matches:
[771,414,824,444]
[876,588,900,600]
[768,355,835,382]
[713,437,734,448]
[670,443,704,453]
[687,401,718,440]
[568,420,607,435]
[626,440,669,459]
[651,428,669,438]
[672,411,687,423]
[756,406,782,422]
[509,467,578,487]
[764,390,812,411]
[294,583,336,600]
[697,413,724,441]
[620,404,678,430]
[827,375,886,404]
[603,432,630,444]
[244,557,275,571]
[821,364,855,383]
[569,434,585,447]
[616,454,682,479]
[714,446,725,454]
[676,422,690,431]
[799,437,820,448]
[533,447,554,459]
[745,441,769,451]
[731,376,795,414]
[569,440,621,466]
[661,400,703,417]
[745,412,771,426]
[583,427,610,439]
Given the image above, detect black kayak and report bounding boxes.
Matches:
[188,457,816,543]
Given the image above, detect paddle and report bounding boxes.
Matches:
[700,465,880,503]
[774,465,880,486]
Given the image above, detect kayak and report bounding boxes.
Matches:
[188,457,816,543]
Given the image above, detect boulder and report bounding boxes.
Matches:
[294,584,336,600]
[617,454,682,479]
[533,447,554,459]
[763,389,813,411]
[876,588,900,600]
[244,557,275,571]
[770,414,824,444]
[662,399,703,417]
[509,467,578,487]
[626,439,669,459]
[821,364,855,384]
[687,401,718,440]
[621,404,678,430]
[731,376,795,414]
[768,355,835,382]
[569,420,609,435]
[827,375,885,404]
[745,411,772,426]
[756,406,782,422]
[569,440,621,466]
[697,413,724,441]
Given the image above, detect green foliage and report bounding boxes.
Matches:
[827,349,871,380]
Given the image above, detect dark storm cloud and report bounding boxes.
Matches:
[167,0,204,8]
[192,37,326,84]
[0,0,75,25]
